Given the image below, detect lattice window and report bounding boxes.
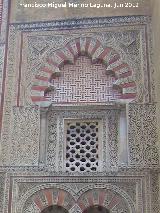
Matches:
[65,119,101,172]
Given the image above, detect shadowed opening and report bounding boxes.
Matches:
[41,205,69,213]
[83,205,110,213]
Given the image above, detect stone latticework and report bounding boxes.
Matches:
[0,15,159,213]
[65,119,100,172]
[45,105,121,172]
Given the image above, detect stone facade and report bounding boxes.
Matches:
[0,3,159,213]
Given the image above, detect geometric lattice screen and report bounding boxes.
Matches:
[65,119,100,172]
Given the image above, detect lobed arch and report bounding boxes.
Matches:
[31,37,137,106]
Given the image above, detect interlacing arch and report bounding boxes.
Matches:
[31,37,137,106]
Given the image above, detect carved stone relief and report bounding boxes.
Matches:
[13,177,137,213]
[6,17,151,107]
[128,103,159,166]
[0,173,5,213]
[0,16,155,166]
[0,16,159,213]
[2,107,40,166]
[151,173,160,213]
[0,168,158,213]
[45,105,122,172]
